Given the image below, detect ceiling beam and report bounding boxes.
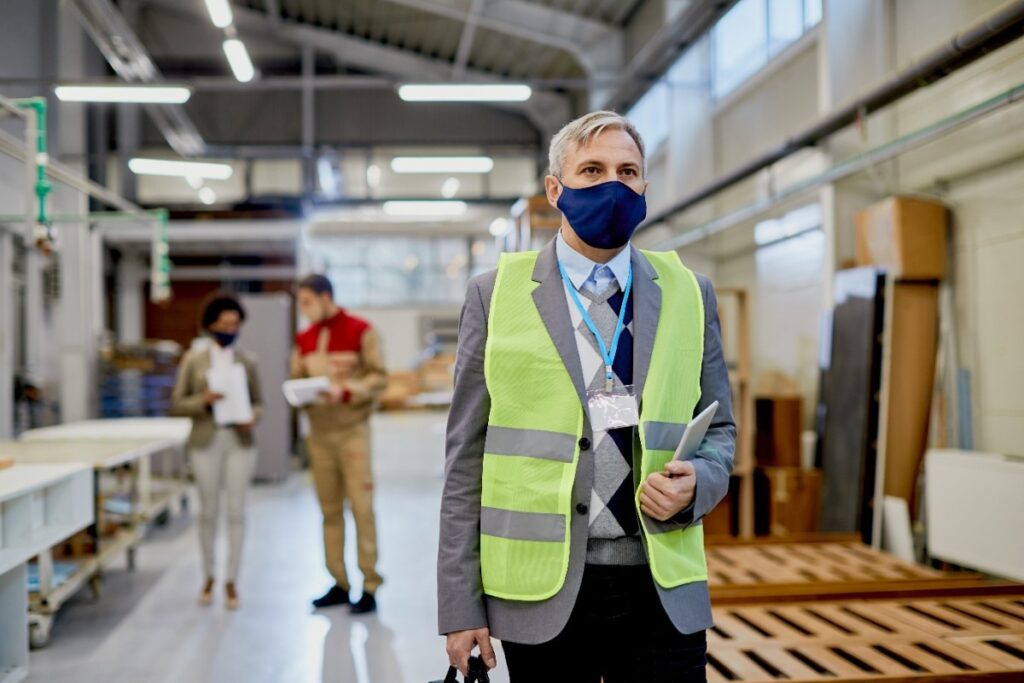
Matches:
[383,0,623,75]
[143,0,571,138]
[68,0,205,156]
[453,0,486,78]
[263,0,281,26]
[599,0,734,111]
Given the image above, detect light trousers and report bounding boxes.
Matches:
[192,427,256,582]
[307,421,383,593]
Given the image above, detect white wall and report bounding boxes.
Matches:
[636,0,1024,452]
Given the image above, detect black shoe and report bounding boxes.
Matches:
[312,585,350,609]
[350,592,377,615]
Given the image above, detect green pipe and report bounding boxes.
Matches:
[12,97,51,230]
[0,211,167,223]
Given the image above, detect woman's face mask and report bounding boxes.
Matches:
[211,330,238,347]
[556,179,647,249]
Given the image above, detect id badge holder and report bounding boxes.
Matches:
[587,384,640,432]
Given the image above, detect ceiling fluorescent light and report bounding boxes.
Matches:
[223,39,255,83]
[441,177,460,198]
[489,217,512,237]
[198,187,217,205]
[204,0,233,28]
[397,83,532,102]
[382,201,468,217]
[391,156,494,174]
[129,158,233,180]
[54,85,191,103]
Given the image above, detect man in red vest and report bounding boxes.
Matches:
[291,274,387,614]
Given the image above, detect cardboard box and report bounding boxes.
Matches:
[754,467,822,536]
[702,479,738,537]
[755,396,802,467]
[882,283,938,515]
[379,371,422,411]
[418,354,455,393]
[855,196,947,279]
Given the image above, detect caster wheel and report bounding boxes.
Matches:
[29,616,52,649]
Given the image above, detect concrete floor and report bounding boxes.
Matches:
[27,412,510,683]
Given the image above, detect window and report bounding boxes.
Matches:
[627,81,670,155]
[712,0,768,99]
[712,0,821,99]
[312,235,498,307]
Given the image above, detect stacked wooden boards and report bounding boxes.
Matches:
[707,592,1024,682]
[706,540,991,604]
[703,537,1024,681]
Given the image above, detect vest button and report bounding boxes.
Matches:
[578,437,591,451]
[576,503,589,515]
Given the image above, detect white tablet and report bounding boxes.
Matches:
[672,400,719,462]
[282,376,330,407]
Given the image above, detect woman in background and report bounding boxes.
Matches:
[171,292,263,609]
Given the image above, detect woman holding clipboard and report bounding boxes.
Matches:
[170,292,263,610]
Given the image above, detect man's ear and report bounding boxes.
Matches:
[544,175,562,209]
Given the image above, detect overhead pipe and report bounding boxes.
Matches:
[639,0,1024,233]
[654,81,1024,251]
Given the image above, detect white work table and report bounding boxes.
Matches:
[19,418,191,443]
[0,437,188,648]
[0,463,93,683]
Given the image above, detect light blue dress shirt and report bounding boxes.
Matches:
[555,231,631,296]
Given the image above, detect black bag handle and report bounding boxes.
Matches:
[431,656,490,683]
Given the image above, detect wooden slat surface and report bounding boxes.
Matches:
[706,542,997,604]
[708,594,1024,681]
[707,542,943,586]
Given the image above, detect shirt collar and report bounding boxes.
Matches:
[555,230,632,291]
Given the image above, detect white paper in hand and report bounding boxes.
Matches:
[282,377,330,407]
[206,364,254,426]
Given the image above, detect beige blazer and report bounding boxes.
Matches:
[170,346,264,449]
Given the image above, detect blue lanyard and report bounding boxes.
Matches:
[558,260,633,393]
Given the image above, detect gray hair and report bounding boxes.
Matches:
[547,110,646,178]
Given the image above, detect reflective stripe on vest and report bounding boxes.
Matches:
[480,249,707,601]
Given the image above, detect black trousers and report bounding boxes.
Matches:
[502,564,707,682]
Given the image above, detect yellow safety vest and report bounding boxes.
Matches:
[480,249,707,601]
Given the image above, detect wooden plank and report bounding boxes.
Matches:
[751,646,828,680]
[705,532,864,546]
[976,599,1024,622]
[841,643,914,676]
[937,601,1023,632]
[872,641,963,675]
[798,645,878,678]
[917,638,1017,673]
[715,610,780,642]
[954,636,1024,670]
[709,648,777,682]
[711,580,1021,606]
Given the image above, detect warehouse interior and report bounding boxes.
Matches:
[1,0,1023,681]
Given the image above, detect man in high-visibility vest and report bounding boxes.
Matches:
[438,111,736,681]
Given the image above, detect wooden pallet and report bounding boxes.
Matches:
[708,593,1024,681]
[707,542,991,604]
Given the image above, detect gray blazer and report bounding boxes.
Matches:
[437,239,736,644]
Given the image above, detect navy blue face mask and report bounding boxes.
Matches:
[556,180,647,249]
[211,331,237,347]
